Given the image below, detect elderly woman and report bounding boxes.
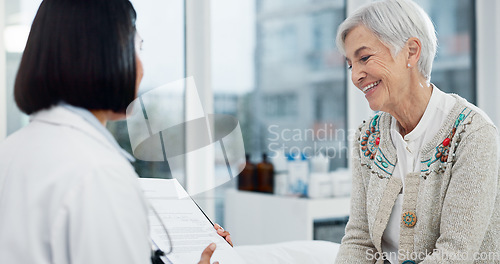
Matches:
[335,0,500,263]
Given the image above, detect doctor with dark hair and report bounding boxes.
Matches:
[0,0,221,263]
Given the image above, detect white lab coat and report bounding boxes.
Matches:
[0,106,151,264]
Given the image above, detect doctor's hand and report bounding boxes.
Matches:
[214,223,233,247]
[198,243,218,264]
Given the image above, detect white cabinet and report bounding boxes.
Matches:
[224,189,350,246]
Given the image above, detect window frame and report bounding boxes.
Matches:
[476,0,500,128]
[185,0,216,219]
[0,0,6,140]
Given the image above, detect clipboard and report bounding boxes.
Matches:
[139,178,245,264]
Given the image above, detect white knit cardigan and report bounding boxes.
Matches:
[335,95,500,264]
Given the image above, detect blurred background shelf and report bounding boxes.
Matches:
[224,189,350,246]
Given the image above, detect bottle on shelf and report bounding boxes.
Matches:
[271,152,288,196]
[287,152,309,197]
[308,153,332,198]
[256,153,274,193]
[238,154,256,192]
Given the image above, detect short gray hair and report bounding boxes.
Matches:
[336,0,437,81]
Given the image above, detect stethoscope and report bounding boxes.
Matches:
[150,203,173,264]
[148,196,215,264]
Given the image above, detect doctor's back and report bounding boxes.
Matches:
[0,0,151,263]
[0,106,150,263]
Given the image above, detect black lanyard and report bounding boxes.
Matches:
[151,249,168,264]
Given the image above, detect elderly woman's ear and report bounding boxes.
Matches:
[406,37,422,69]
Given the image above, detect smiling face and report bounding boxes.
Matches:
[344,25,411,112]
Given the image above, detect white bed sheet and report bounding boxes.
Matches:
[233,240,340,264]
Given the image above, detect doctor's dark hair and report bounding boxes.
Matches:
[14,0,138,115]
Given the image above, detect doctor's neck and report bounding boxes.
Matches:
[89,110,126,127]
[90,110,108,126]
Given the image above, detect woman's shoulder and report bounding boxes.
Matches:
[449,94,497,133]
[356,112,392,134]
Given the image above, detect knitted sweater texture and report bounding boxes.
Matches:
[335,95,500,264]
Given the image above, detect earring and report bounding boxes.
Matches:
[407,63,411,68]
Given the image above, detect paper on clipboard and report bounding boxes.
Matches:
[139,178,246,264]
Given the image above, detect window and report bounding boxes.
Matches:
[2,0,185,180]
[211,0,347,224]
[3,0,39,135]
[415,0,476,103]
[209,0,478,226]
[107,0,185,179]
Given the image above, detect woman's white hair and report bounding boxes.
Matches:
[336,0,437,81]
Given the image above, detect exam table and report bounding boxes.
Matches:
[234,240,340,264]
